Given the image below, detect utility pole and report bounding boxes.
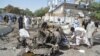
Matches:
[48,0,50,20]
[63,0,66,23]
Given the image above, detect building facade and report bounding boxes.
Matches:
[44,0,94,24]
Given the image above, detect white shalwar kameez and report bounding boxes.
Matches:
[72,27,90,46]
[24,16,30,29]
[19,28,30,42]
[86,21,96,45]
[72,19,80,28]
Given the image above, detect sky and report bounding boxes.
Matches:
[96,0,100,2]
[0,0,99,12]
[0,0,47,12]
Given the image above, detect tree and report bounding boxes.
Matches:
[24,8,34,16]
[3,5,34,16]
[0,8,3,13]
[13,7,20,14]
[4,5,14,13]
[34,7,49,18]
[4,5,20,14]
[89,2,100,20]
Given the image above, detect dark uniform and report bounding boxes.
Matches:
[18,16,23,29]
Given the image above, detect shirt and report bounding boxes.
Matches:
[19,28,30,38]
[87,21,96,38]
[74,27,86,37]
[72,19,80,28]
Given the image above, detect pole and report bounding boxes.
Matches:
[63,0,66,23]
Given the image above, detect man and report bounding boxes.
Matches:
[18,16,23,29]
[86,19,97,46]
[0,15,3,22]
[41,22,48,30]
[82,19,89,30]
[24,16,30,30]
[8,16,13,26]
[82,16,90,29]
[19,28,30,48]
[12,16,17,24]
[4,15,9,24]
[72,17,80,28]
[70,27,91,49]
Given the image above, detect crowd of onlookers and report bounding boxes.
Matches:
[0,14,100,54]
[37,16,99,49]
[0,15,17,26]
[65,16,99,49]
[37,16,100,50]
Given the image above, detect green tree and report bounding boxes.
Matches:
[4,5,14,13]
[89,2,100,20]
[3,5,34,16]
[4,5,20,14]
[34,7,49,18]
[13,7,20,14]
[24,8,34,16]
[0,8,4,13]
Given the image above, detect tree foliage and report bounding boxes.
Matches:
[24,8,34,16]
[34,7,49,17]
[3,4,34,16]
[89,2,100,20]
[0,8,3,13]
[1,4,49,17]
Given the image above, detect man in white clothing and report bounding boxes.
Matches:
[19,28,30,48]
[24,16,30,30]
[72,17,80,28]
[70,27,91,49]
[86,20,97,46]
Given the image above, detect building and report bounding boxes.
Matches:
[44,0,94,24]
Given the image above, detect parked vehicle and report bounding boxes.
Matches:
[93,32,100,44]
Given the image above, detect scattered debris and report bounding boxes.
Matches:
[78,49,85,53]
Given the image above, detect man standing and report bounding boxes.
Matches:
[0,15,3,22]
[18,16,23,29]
[86,19,97,46]
[24,16,30,30]
[72,17,80,28]
[8,16,11,26]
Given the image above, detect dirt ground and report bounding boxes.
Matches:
[0,23,100,56]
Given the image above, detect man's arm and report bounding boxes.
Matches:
[92,28,97,36]
[71,34,75,39]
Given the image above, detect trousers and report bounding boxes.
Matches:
[76,36,90,46]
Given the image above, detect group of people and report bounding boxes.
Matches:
[0,15,17,26]
[18,15,32,30]
[17,15,99,51]
[18,15,33,48]
[40,16,99,49]
[70,16,98,49]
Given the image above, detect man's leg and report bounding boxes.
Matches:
[89,38,93,46]
[83,37,91,47]
[76,36,81,45]
[74,36,81,49]
[22,38,27,48]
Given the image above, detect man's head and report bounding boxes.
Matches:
[70,27,75,32]
[88,19,91,23]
